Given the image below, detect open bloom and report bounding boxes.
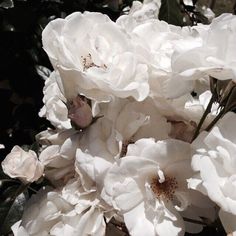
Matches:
[102,138,214,236]
[98,97,170,145]
[12,179,108,236]
[189,112,236,234]
[2,146,44,183]
[42,12,149,102]
[172,14,236,83]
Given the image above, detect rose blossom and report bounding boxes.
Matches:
[42,11,149,102]
[12,179,109,236]
[188,112,236,234]
[2,146,44,183]
[171,14,236,84]
[102,138,215,236]
[118,6,207,99]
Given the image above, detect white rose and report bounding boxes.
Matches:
[2,146,44,183]
[171,14,236,83]
[189,112,236,233]
[118,15,205,99]
[42,12,149,102]
[12,179,109,236]
[102,138,215,236]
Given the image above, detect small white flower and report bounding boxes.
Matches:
[2,146,44,183]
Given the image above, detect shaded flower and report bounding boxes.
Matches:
[102,138,214,236]
[2,146,44,183]
[42,12,149,102]
[189,112,236,234]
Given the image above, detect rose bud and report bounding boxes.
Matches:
[68,96,93,129]
[1,146,44,183]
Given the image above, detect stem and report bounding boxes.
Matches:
[205,107,225,132]
[191,95,215,142]
[110,218,129,235]
[0,179,19,184]
[183,217,208,226]
[209,0,216,10]
[27,185,38,193]
[10,183,30,200]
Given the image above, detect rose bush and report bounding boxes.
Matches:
[2,1,236,235]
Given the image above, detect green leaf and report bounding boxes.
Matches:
[0,166,9,180]
[158,0,184,26]
[0,184,28,235]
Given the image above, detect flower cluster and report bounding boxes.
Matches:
[3,0,236,235]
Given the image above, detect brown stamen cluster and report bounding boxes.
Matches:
[150,176,178,201]
[81,53,107,71]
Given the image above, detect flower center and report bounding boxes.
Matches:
[81,53,107,71]
[150,174,178,201]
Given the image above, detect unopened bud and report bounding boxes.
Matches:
[68,96,93,129]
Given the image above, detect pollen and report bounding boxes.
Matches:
[150,175,178,201]
[81,54,107,71]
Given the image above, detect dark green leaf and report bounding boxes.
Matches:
[0,166,9,180]
[0,184,28,235]
[159,0,184,26]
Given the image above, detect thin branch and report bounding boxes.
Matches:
[191,94,215,142]
[209,0,216,10]
[183,217,208,226]
[205,106,225,132]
